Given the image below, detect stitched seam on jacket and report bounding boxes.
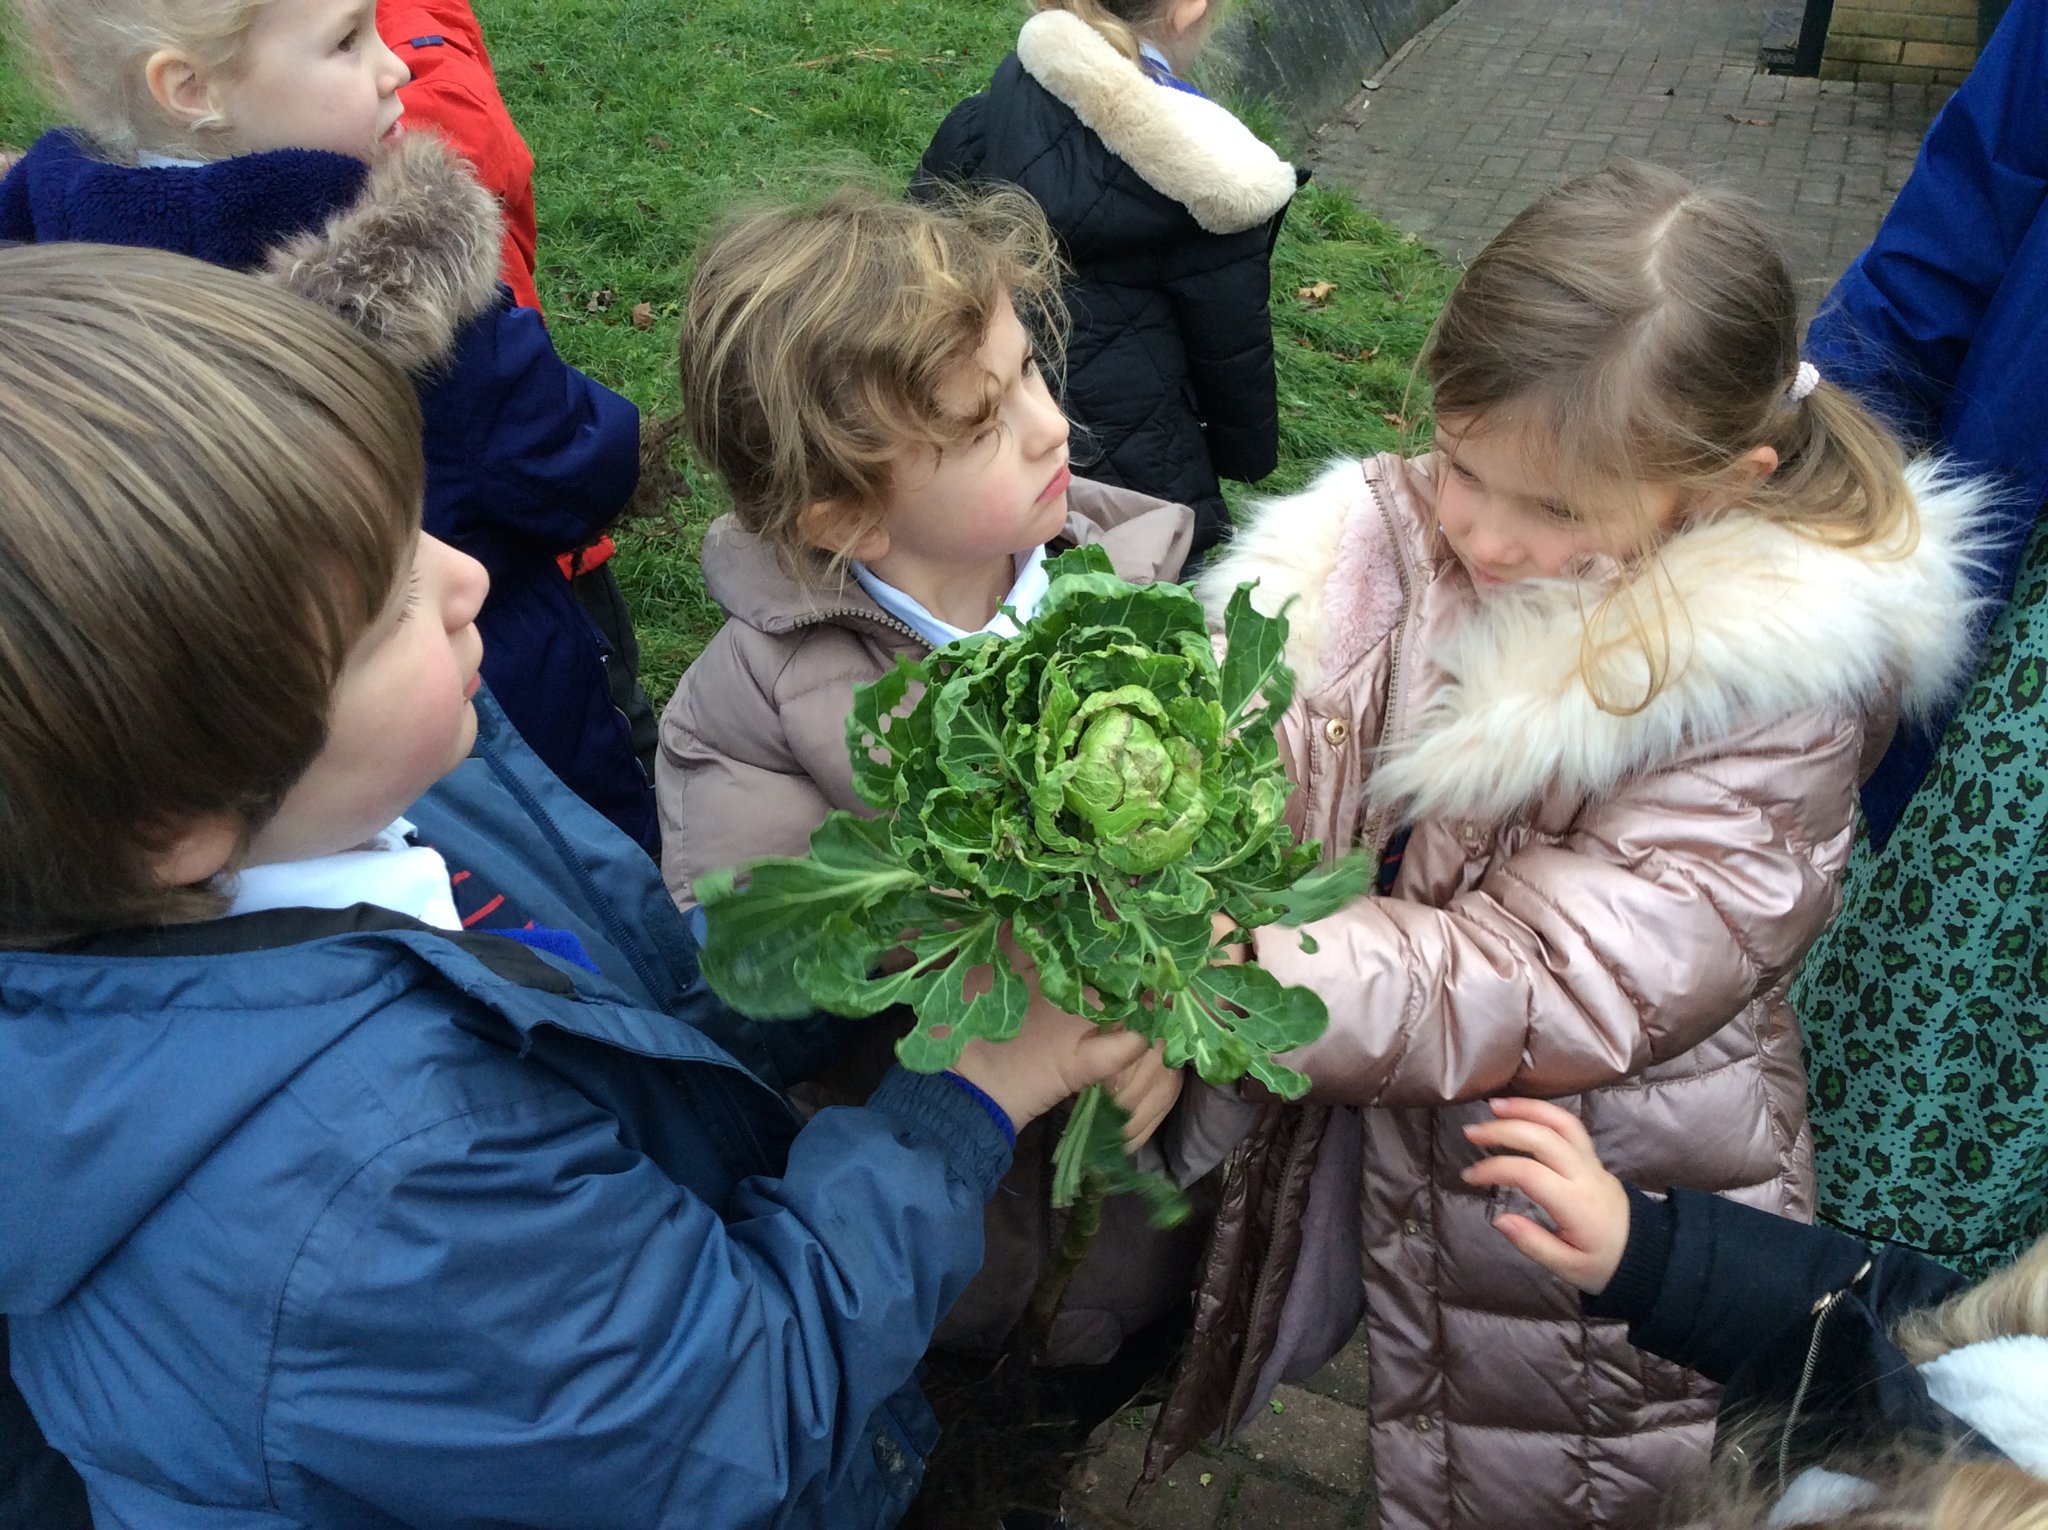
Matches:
[259,1084,584,1512]
[1488,859,1654,1074]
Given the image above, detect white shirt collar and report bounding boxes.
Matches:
[1138,39,1175,76]
[850,545,1051,650]
[136,151,206,169]
[223,817,462,931]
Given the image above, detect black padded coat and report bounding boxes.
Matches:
[918,9,1302,555]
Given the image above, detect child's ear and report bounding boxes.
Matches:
[1688,446,1782,518]
[1734,444,1780,485]
[143,49,219,132]
[797,500,890,562]
[1166,0,1212,37]
[147,814,243,890]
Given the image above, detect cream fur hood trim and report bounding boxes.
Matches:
[262,133,503,375]
[1208,456,1991,822]
[1016,9,1298,234]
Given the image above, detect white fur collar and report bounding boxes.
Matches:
[1206,456,1990,822]
[1016,9,1298,234]
[1919,1335,2048,1473]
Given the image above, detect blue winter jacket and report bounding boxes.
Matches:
[0,130,658,853]
[0,694,1010,1529]
[1806,0,2048,843]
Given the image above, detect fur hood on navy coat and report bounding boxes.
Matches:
[0,129,656,850]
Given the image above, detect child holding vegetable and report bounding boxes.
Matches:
[656,189,1214,1442]
[1143,161,1992,1530]
[0,243,1149,1530]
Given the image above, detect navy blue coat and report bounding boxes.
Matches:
[0,131,658,853]
[1806,0,2048,843]
[1589,1186,1973,1469]
[918,13,1301,556]
[0,693,1010,1529]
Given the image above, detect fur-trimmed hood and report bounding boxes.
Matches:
[1203,453,1991,821]
[0,128,501,375]
[1015,9,1297,234]
[262,133,503,374]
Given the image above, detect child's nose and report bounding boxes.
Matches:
[378,38,412,94]
[1022,388,1068,457]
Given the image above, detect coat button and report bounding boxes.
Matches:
[1324,717,1350,746]
[1401,1218,1424,1236]
[1414,1416,1435,1433]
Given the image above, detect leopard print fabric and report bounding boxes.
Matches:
[1794,514,2048,1280]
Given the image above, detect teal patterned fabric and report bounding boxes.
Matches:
[1794,512,2048,1281]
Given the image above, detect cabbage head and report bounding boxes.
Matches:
[696,545,1367,1214]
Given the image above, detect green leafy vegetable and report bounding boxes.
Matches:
[696,545,1368,1221]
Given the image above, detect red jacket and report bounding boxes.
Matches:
[380,1,541,314]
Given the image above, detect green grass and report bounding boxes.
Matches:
[0,0,1454,701]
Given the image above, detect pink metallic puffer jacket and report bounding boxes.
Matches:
[1142,452,1984,1529]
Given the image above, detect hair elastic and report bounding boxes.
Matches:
[1787,359,1821,404]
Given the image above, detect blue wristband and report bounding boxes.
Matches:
[939,1071,1017,1148]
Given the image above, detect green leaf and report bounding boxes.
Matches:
[1049,1085,1189,1227]
[1217,579,1295,731]
[1256,850,1375,926]
[695,812,916,1017]
[891,912,1027,1071]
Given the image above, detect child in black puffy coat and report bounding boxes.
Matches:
[917,0,1303,557]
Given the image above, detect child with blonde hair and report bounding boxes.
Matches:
[1139,160,1991,1530]
[1466,1097,2047,1526]
[657,188,1216,1501]
[0,241,1148,1530]
[917,0,1302,557]
[0,0,657,851]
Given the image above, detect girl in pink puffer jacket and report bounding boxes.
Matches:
[1140,160,1991,1529]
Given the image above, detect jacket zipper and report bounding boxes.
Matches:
[1357,468,1417,864]
[785,607,927,646]
[1216,466,1420,1424]
[1776,1259,1871,1494]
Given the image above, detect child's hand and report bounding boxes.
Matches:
[1109,1041,1184,1148]
[1460,1098,1630,1296]
[949,988,1151,1134]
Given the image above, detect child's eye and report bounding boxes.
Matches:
[338,26,359,51]
[1537,500,1575,523]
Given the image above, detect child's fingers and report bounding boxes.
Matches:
[1462,1116,1596,1180]
[1072,1026,1153,1085]
[1459,1151,1574,1216]
[1485,1097,1598,1157]
[1488,1212,1593,1285]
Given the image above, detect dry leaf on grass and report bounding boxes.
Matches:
[631,302,656,331]
[585,288,615,314]
[1296,281,1338,305]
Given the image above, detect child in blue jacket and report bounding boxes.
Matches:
[0,0,658,852]
[0,243,1148,1529]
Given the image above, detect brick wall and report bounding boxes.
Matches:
[1820,0,1978,85]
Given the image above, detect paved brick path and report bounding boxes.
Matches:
[1060,5,1955,1524]
[1305,0,1948,306]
